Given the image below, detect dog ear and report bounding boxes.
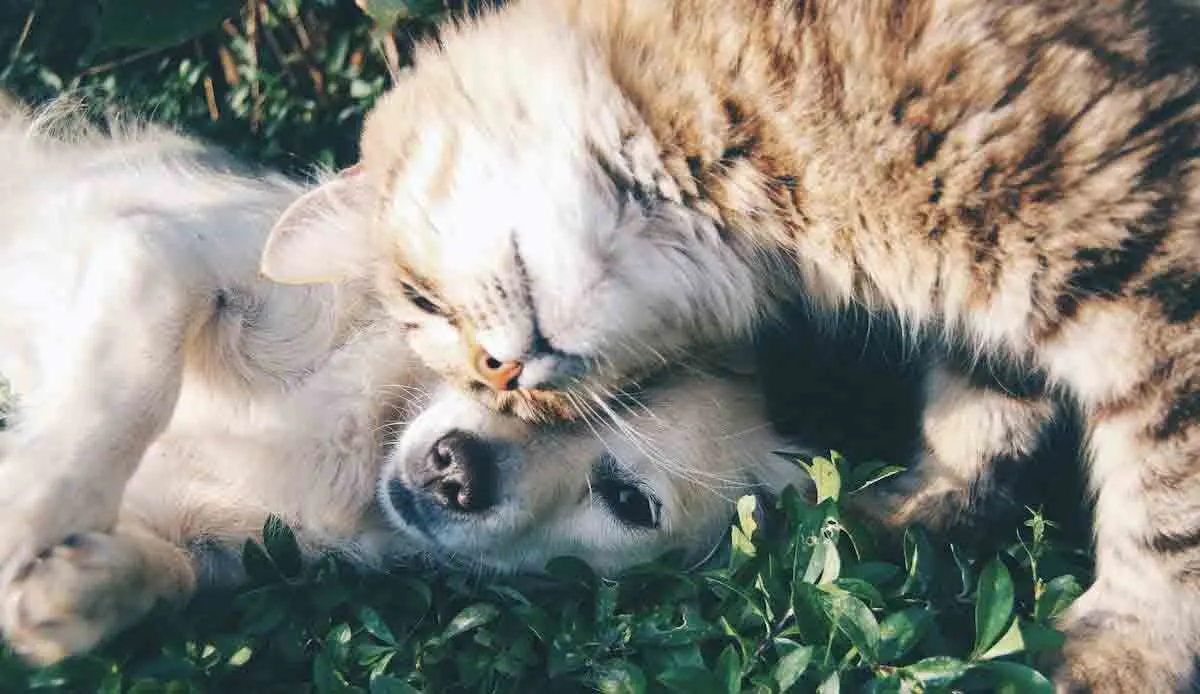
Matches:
[261,164,373,285]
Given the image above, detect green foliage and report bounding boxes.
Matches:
[0,453,1091,693]
[0,0,456,174]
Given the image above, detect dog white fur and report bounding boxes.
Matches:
[0,102,810,664]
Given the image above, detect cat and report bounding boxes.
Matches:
[261,0,1200,690]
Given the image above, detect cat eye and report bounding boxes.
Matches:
[400,281,443,316]
[592,455,661,530]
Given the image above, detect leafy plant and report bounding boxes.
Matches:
[0,451,1090,693]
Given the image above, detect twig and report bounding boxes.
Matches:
[79,46,162,77]
[7,3,36,64]
[195,39,221,120]
[261,19,299,89]
[245,0,262,133]
[280,1,325,101]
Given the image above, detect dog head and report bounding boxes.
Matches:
[379,365,815,575]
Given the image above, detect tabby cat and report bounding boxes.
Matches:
[262,0,1200,690]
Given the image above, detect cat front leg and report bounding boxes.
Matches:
[0,525,196,665]
[1040,303,1200,693]
[852,356,1055,537]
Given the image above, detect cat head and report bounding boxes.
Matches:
[261,8,776,421]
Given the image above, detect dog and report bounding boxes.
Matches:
[0,101,811,664]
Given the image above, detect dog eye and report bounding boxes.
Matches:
[596,477,661,529]
[400,281,442,315]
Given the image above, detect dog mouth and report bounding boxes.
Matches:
[383,478,434,538]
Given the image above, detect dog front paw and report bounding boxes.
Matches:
[1,532,161,665]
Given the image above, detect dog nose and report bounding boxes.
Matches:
[472,346,523,391]
[420,430,497,512]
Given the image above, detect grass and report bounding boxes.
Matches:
[0,2,1096,692]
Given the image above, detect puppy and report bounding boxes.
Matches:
[0,102,811,664]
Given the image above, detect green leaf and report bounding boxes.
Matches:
[240,540,279,583]
[816,670,840,694]
[356,0,444,32]
[369,676,420,694]
[736,494,760,541]
[1035,575,1083,621]
[821,586,881,664]
[977,618,1025,660]
[263,515,303,578]
[312,651,347,694]
[801,538,829,584]
[809,457,842,503]
[596,661,647,694]
[833,577,885,609]
[657,666,722,694]
[1015,620,1066,655]
[772,643,813,691]
[848,462,907,495]
[843,562,902,586]
[437,603,499,643]
[902,656,968,686]
[819,538,842,584]
[716,645,741,694]
[899,527,936,597]
[877,607,933,663]
[96,0,243,52]
[975,661,1054,694]
[973,557,1015,657]
[544,556,598,587]
[355,606,398,647]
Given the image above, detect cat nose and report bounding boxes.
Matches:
[418,430,497,513]
[473,346,523,391]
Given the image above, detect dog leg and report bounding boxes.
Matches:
[0,525,196,665]
[0,229,197,591]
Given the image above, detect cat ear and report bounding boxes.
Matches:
[261,164,373,285]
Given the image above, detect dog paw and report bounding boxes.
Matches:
[1,532,158,665]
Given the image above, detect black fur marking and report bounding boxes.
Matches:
[1153,379,1200,441]
[1067,227,1168,303]
[1137,268,1200,324]
[993,61,1033,110]
[1016,115,1070,192]
[928,176,943,205]
[1054,293,1080,321]
[719,98,761,165]
[892,83,922,124]
[1148,526,1200,555]
[913,128,945,167]
[1056,25,1143,79]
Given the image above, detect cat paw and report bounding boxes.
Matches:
[848,464,1017,544]
[848,470,968,534]
[1,532,157,665]
[1051,615,1191,694]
